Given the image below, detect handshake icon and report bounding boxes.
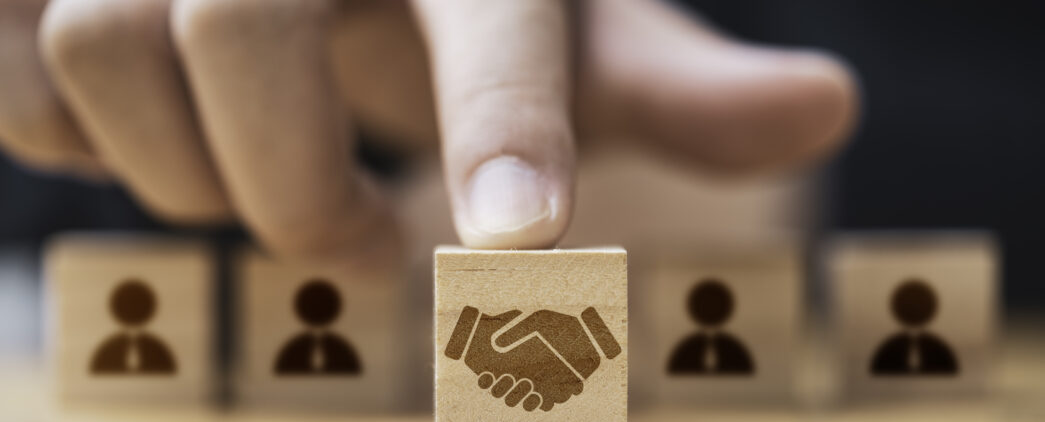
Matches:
[444,306,622,412]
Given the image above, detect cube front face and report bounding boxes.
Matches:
[831,234,996,398]
[234,249,409,412]
[435,247,628,421]
[47,235,214,406]
[638,246,801,406]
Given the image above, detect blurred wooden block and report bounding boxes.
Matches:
[828,232,997,399]
[633,242,802,407]
[46,233,215,407]
[233,248,410,413]
[435,247,628,421]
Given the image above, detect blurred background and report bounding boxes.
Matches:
[1,0,1043,419]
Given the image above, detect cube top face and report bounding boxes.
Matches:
[233,249,409,412]
[46,234,214,406]
[829,233,997,398]
[435,247,628,421]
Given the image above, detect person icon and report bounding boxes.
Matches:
[90,279,176,375]
[668,278,754,375]
[274,279,361,375]
[871,279,958,376]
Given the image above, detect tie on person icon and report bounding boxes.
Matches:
[90,279,176,375]
[668,278,754,375]
[274,279,361,375]
[871,279,958,376]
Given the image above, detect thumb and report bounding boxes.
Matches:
[412,0,576,249]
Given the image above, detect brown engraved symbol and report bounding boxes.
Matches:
[445,307,622,412]
[90,279,177,375]
[870,278,958,376]
[275,279,361,375]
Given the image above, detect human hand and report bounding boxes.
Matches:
[0,0,858,263]
[444,306,621,412]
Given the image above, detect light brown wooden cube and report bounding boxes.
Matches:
[45,233,215,407]
[632,242,802,407]
[829,232,997,399]
[435,246,628,421]
[233,248,410,413]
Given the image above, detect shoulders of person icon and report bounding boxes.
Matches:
[668,332,754,374]
[870,332,958,375]
[275,332,362,375]
[91,332,177,374]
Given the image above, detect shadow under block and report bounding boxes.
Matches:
[435,247,628,421]
[633,244,801,407]
[46,234,215,406]
[828,233,997,399]
[233,249,410,412]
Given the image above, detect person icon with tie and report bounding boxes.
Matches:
[668,278,754,375]
[274,279,361,375]
[90,279,176,375]
[871,278,958,376]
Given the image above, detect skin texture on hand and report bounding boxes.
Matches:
[445,306,621,412]
[0,0,859,264]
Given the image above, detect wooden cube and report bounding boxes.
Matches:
[46,233,215,407]
[828,232,997,399]
[435,247,628,421]
[632,242,802,407]
[232,248,410,413]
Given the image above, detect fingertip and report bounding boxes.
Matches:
[454,155,572,249]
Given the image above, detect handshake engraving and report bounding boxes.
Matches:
[444,306,622,412]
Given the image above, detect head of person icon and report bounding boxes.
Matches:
[91,279,177,375]
[110,279,156,328]
[687,278,733,328]
[668,278,754,375]
[275,278,362,375]
[870,278,959,376]
[295,279,341,328]
[891,279,936,329]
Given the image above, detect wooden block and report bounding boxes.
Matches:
[233,248,410,413]
[45,233,215,407]
[435,247,628,421]
[828,232,997,399]
[633,242,802,407]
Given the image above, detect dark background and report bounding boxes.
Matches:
[1,1,1043,308]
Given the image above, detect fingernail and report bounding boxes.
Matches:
[467,156,553,234]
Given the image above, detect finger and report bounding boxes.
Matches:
[412,0,576,249]
[504,378,532,407]
[477,372,495,389]
[40,0,231,223]
[579,0,857,176]
[490,374,514,398]
[172,0,400,266]
[0,1,104,178]
[522,393,541,412]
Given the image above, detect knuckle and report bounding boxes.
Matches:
[40,0,162,69]
[138,195,231,226]
[172,0,331,49]
[245,205,368,260]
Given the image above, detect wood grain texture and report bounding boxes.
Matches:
[232,248,411,413]
[828,232,997,399]
[435,246,628,421]
[45,233,215,407]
